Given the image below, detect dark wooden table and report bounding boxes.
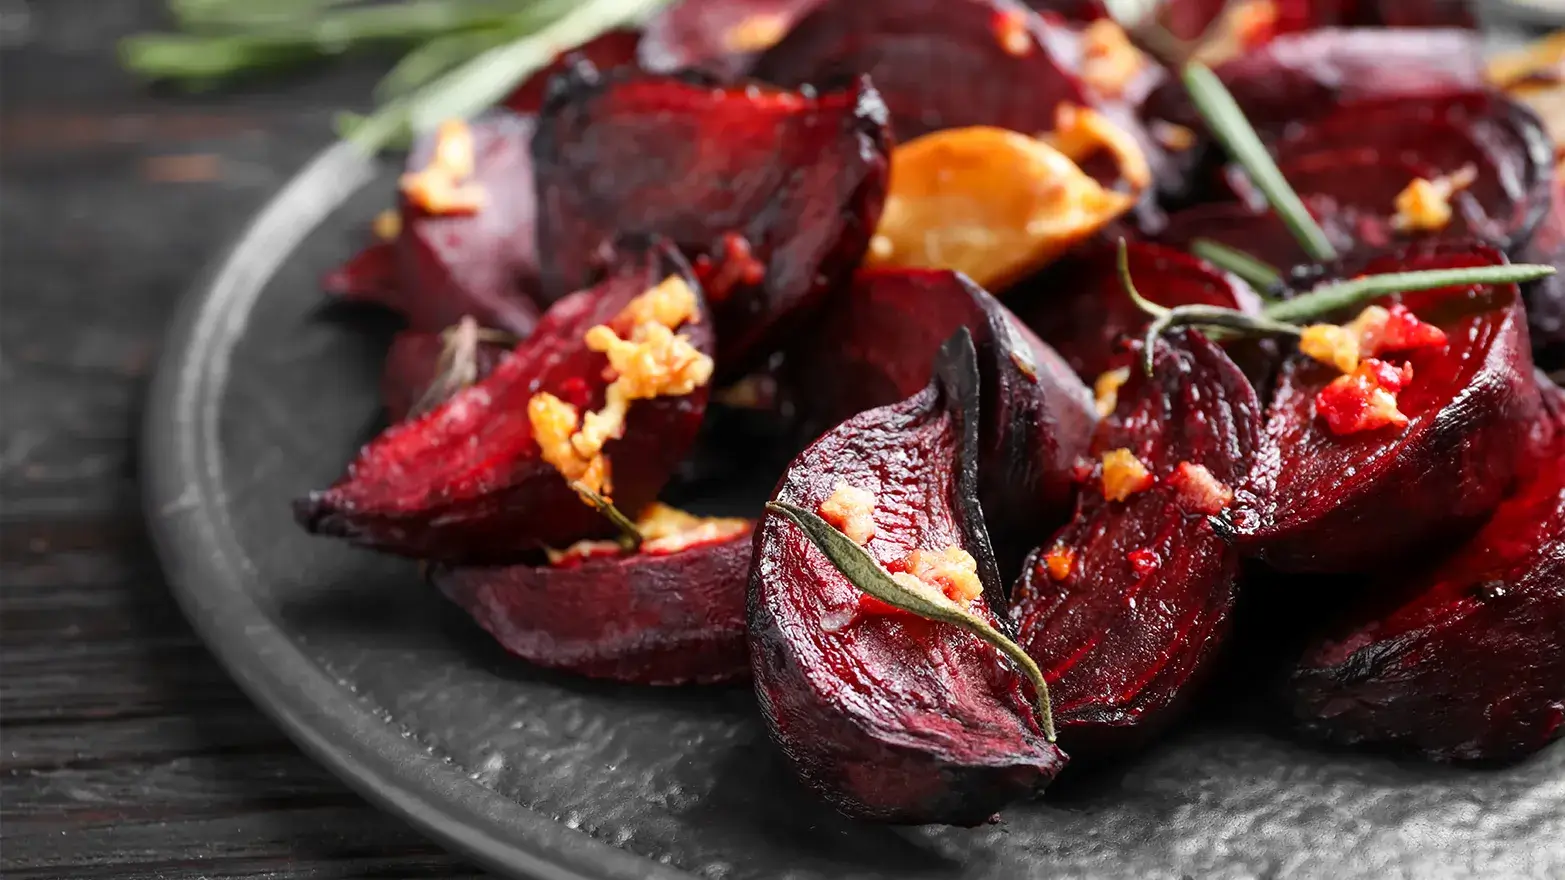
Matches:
[0,2,483,876]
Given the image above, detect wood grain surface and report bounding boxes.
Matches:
[0,2,484,876]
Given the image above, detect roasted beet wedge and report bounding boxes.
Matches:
[324,113,542,337]
[1008,241,1266,380]
[640,0,825,79]
[1010,331,1262,753]
[296,242,713,562]
[1287,379,1565,762]
[532,67,890,373]
[380,328,508,424]
[750,335,1065,825]
[1156,198,1353,273]
[501,30,641,114]
[785,268,1096,578]
[1223,242,1542,573]
[433,522,754,685]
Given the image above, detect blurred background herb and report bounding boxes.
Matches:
[120,0,669,153]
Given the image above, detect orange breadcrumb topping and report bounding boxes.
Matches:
[1392,165,1478,233]
[373,209,401,241]
[1043,545,1076,582]
[1300,304,1447,374]
[819,481,877,546]
[890,546,983,605]
[1315,359,1414,436]
[1101,448,1155,502]
[1094,366,1131,418]
[722,12,790,53]
[399,119,485,215]
[1080,19,1146,99]
[530,277,713,503]
[994,9,1032,57]
[1170,462,1234,515]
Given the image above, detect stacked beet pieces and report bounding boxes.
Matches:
[300,0,1564,827]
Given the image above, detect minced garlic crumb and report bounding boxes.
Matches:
[1315,359,1414,436]
[819,481,877,546]
[1300,320,1368,374]
[723,12,790,52]
[399,119,485,215]
[1392,165,1477,232]
[372,209,401,241]
[636,503,749,554]
[1152,121,1197,152]
[1043,545,1076,582]
[1101,448,1155,502]
[895,546,983,605]
[1170,461,1234,515]
[1080,19,1145,99]
[1094,366,1131,418]
[994,9,1031,57]
[530,277,713,503]
[1300,304,1446,374]
[1043,102,1152,190]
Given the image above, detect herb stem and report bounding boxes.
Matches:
[572,483,645,553]
[1264,265,1557,324]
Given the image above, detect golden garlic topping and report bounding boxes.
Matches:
[866,116,1145,291]
[546,502,750,564]
[1392,165,1477,233]
[530,276,713,503]
[1299,303,1447,375]
[723,12,790,52]
[1101,448,1155,502]
[399,119,485,215]
[1093,366,1131,418]
[1080,19,1147,99]
[819,481,877,546]
[891,546,983,606]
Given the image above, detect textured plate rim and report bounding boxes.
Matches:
[140,141,693,880]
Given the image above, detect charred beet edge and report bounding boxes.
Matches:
[1223,241,1542,573]
[639,0,826,80]
[501,29,642,114]
[785,268,1096,580]
[295,241,713,562]
[750,334,1065,824]
[532,65,890,375]
[1008,240,1266,380]
[1010,330,1262,753]
[1287,378,1565,762]
[324,113,543,338]
[432,526,754,685]
[380,329,508,424]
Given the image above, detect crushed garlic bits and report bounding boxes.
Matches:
[819,481,877,546]
[1300,304,1447,375]
[1392,165,1478,233]
[1101,448,1155,502]
[1094,366,1131,418]
[400,119,485,215]
[891,546,983,606]
[723,12,790,53]
[546,502,750,564]
[1080,19,1146,99]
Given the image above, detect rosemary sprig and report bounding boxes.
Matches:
[1182,62,1339,263]
[1263,265,1557,324]
[765,500,1057,743]
[573,483,645,553]
[1190,238,1282,293]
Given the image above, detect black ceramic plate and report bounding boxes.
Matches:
[144,141,1565,880]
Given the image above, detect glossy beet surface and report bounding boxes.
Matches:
[1224,243,1542,573]
[434,529,753,685]
[501,30,641,114]
[1009,240,1265,380]
[786,268,1095,578]
[296,243,712,562]
[639,0,825,79]
[323,113,542,337]
[380,329,508,424]
[1288,379,1565,762]
[1010,331,1262,753]
[750,338,1065,825]
[532,66,890,373]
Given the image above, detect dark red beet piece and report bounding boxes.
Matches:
[324,113,542,337]
[433,526,754,685]
[1008,240,1266,380]
[532,66,890,374]
[1152,0,1474,41]
[1010,331,1263,753]
[1287,378,1564,762]
[501,30,641,114]
[295,242,713,562]
[1156,197,1354,273]
[750,336,1065,825]
[1023,0,1108,19]
[640,0,825,79]
[1222,242,1542,573]
[784,268,1096,579]
[380,329,508,424]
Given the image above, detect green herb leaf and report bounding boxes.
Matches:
[765,500,1057,743]
[1182,63,1338,262]
[1264,264,1558,325]
[1190,238,1282,293]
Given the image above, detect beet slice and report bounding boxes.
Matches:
[1156,198,1354,274]
[433,525,753,685]
[1009,330,1262,753]
[1008,240,1266,380]
[295,242,713,562]
[750,335,1065,825]
[1222,242,1542,573]
[784,268,1096,579]
[380,329,509,424]
[639,0,825,79]
[1287,378,1565,762]
[532,66,891,373]
[323,113,542,337]
[501,29,641,114]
